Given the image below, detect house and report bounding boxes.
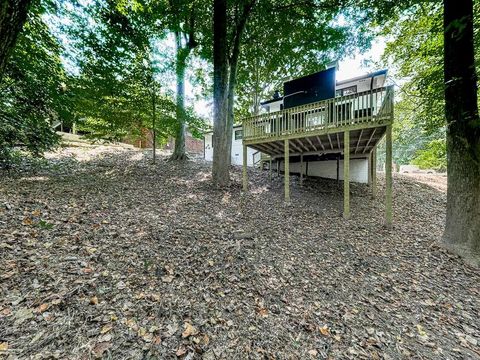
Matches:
[239,66,394,224]
[256,68,388,183]
[205,67,388,182]
[204,125,259,166]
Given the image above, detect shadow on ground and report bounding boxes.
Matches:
[0,146,478,359]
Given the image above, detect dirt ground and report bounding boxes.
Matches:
[0,145,479,359]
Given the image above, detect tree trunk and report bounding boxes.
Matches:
[442,0,480,265]
[225,2,253,166]
[212,0,230,186]
[152,83,157,164]
[171,32,188,161]
[226,42,240,166]
[0,0,33,82]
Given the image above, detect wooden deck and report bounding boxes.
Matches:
[242,86,393,154]
[241,85,394,225]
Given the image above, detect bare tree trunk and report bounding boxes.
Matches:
[212,0,230,186]
[152,83,157,164]
[171,31,188,161]
[442,0,480,265]
[225,2,254,164]
[226,45,239,166]
[0,0,33,82]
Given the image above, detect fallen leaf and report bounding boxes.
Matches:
[161,275,174,283]
[416,324,427,337]
[165,265,174,275]
[100,324,113,334]
[182,322,198,338]
[87,247,97,254]
[51,298,62,305]
[137,327,147,337]
[22,217,33,225]
[98,333,112,342]
[176,346,187,356]
[0,342,8,351]
[36,303,49,313]
[14,307,33,325]
[320,325,330,336]
[90,296,99,305]
[92,341,112,358]
[308,349,318,356]
[257,307,268,317]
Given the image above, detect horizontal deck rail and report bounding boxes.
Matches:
[242,86,394,143]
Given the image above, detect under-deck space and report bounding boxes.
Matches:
[241,86,394,225]
[247,126,386,159]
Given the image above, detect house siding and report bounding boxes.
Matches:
[280,158,369,183]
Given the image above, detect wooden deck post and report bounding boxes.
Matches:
[242,144,248,192]
[336,154,340,185]
[368,152,372,186]
[284,139,290,203]
[371,147,377,199]
[343,130,350,219]
[385,125,393,226]
[300,154,304,186]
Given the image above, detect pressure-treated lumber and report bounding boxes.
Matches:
[242,144,248,192]
[284,139,290,202]
[344,130,350,219]
[371,147,377,199]
[385,125,393,226]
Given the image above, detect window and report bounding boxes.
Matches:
[343,85,357,95]
[234,129,243,140]
[336,85,357,97]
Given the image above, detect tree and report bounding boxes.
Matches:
[381,3,447,168]
[0,1,70,166]
[442,0,480,263]
[64,0,206,150]
[210,0,376,186]
[0,0,33,82]
[212,0,229,186]
[169,1,200,160]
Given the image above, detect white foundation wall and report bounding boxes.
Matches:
[280,158,369,183]
[231,138,257,166]
[204,132,256,166]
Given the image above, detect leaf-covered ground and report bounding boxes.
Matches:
[1,145,479,359]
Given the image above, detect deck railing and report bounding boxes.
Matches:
[243,85,394,142]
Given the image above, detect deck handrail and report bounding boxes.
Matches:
[242,85,394,142]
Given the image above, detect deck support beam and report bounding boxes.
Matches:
[343,130,350,219]
[242,144,248,192]
[284,139,290,203]
[385,125,393,227]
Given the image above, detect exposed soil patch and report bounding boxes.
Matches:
[1,145,479,359]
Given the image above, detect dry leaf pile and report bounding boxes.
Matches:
[0,145,479,359]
